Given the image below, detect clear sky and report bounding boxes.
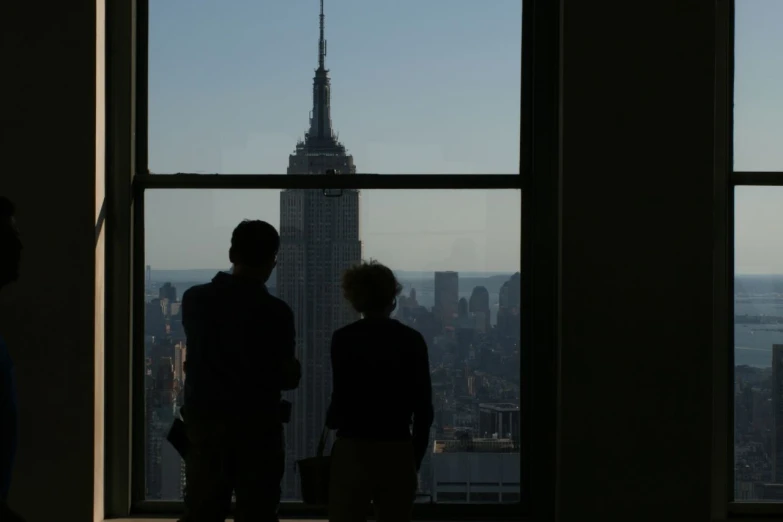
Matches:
[146,0,522,271]
[734,0,783,275]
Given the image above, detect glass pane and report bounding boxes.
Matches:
[734,0,783,171]
[142,188,522,503]
[147,0,522,175]
[734,186,783,501]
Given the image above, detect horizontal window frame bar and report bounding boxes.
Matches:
[728,502,783,516]
[731,171,783,185]
[130,500,524,520]
[134,173,523,191]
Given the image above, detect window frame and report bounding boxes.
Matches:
[720,0,783,517]
[104,0,561,519]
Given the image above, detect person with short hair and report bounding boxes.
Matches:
[0,196,25,522]
[327,260,434,522]
[179,220,301,522]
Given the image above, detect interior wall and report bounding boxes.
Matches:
[558,1,716,521]
[0,1,100,521]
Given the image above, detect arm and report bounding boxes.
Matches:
[181,289,196,340]
[278,306,300,391]
[411,334,434,472]
[180,288,205,377]
[325,331,342,430]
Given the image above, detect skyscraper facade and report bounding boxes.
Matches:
[434,271,459,328]
[277,0,362,499]
[469,285,491,333]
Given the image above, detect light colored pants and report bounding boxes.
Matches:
[328,437,417,522]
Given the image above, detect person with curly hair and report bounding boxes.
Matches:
[327,260,434,522]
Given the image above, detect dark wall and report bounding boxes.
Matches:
[558,2,715,521]
[0,1,100,521]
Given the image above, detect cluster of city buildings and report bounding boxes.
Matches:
[143,269,521,503]
[735,346,783,500]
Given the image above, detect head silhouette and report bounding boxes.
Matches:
[228,220,279,283]
[0,197,22,290]
[342,260,402,318]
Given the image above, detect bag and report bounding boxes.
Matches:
[297,425,331,505]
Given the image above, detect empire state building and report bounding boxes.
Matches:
[277,0,362,499]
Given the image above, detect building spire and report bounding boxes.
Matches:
[307,0,334,143]
[318,0,326,70]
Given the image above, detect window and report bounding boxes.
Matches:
[111,0,547,518]
[734,0,783,171]
[732,0,783,508]
[733,187,783,502]
[141,189,521,503]
[146,0,522,175]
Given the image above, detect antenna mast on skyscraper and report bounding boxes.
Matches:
[319,0,327,70]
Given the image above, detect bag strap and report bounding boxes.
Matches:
[316,424,330,457]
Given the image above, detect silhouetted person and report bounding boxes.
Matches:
[0,197,25,522]
[327,260,434,522]
[179,220,301,522]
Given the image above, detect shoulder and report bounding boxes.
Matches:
[393,321,428,351]
[265,295,294,321]
[181,283,217,316]
[391,319,423,338]
[331,321,361,345]
[333,319,365,336]
[182,282,213,302]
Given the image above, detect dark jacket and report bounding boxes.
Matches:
[327,317,434,470]
[182,272,300,419]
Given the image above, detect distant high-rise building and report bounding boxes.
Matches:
[497,273,521,338]
[434,272,459,328]
[146,357,181,499]
[479,403,521,442]
[431,438,520,503]
[159,281,177,303]
[173,342,186,383]
[397,287,420,319]
[469,286,491,332]
[276,0,361,500]
[145,299,167,339]
[772,344,783,482]
[458,297,469,318]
